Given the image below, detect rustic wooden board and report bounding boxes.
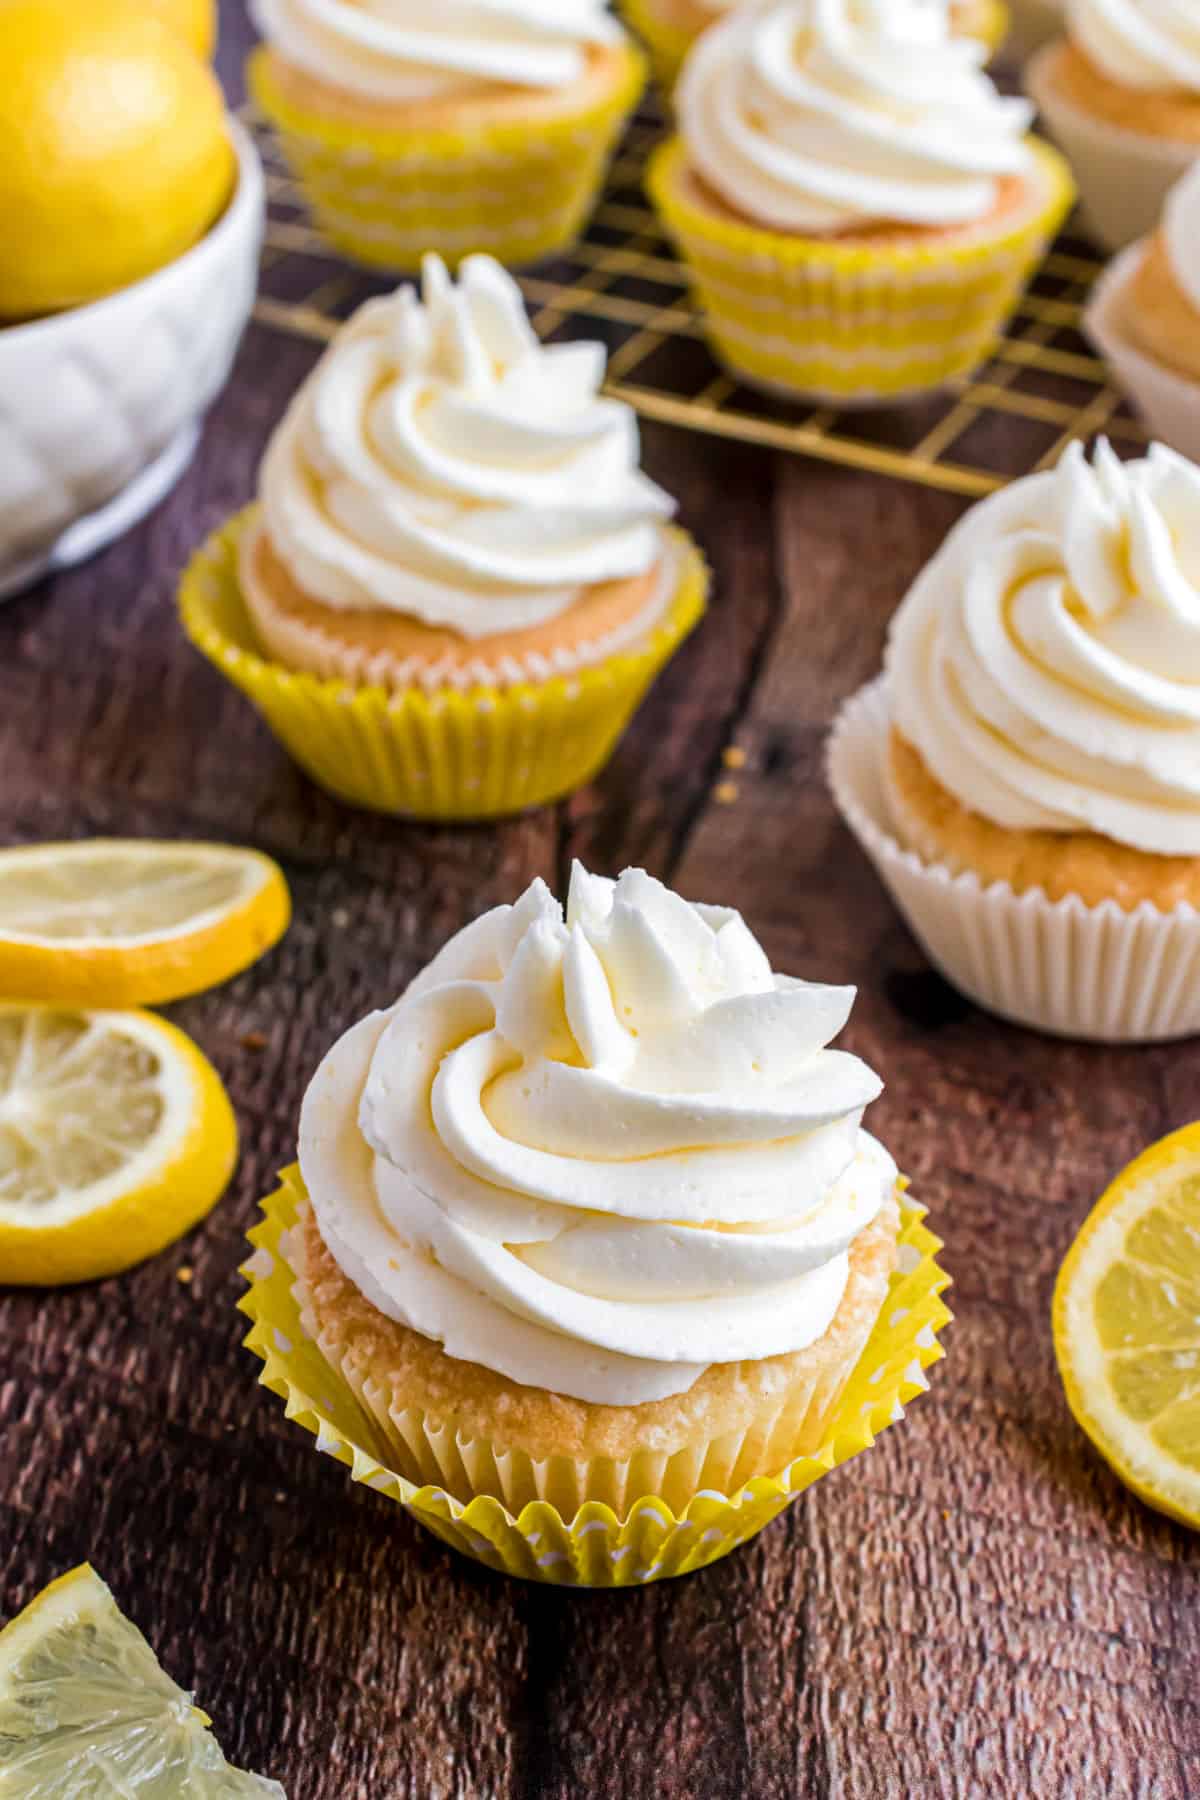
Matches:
[1,7,1198,1797]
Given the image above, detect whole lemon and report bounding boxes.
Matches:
[148,0,217,59]
[0,0,235,319]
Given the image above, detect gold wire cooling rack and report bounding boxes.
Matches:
[248,101,1143,499]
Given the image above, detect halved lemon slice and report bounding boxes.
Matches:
[0,1564,284,1795]
[1054,1122,1200,1530]
[0,839,290,1007]
[0,1004,237,1286]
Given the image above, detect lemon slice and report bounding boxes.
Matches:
[0,840,290,1007]
[1054,1122,1200,1530]
[0,1004,237,1286]
[0,1564,284,1795]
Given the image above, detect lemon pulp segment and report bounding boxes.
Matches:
[1055,1124,1200,1530]
[0,1004,237,1285]
[0,1564,284,1795]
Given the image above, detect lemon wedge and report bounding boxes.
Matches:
[0,1004,237,1286]
[0,1564,284,1795]
[1054,1122,1200,1531]
[0,840,289,1007]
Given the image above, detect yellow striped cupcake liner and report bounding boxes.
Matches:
[248,43,646,272]
[619,0,1010,93]
[239,1168,951,1588]
[647,137,1074,405]
[178,510,707,821]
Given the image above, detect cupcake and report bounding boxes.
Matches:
[647,0,1073,406]
[242,865,950,1582]
[829,438,1200,1041]
[1026,0,1200,250]
[620,0,1009,94]
[180,255,707,820]
[247,0,645,271]
[1086,163,1200,462]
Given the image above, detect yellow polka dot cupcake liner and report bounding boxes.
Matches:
[178,509,707,821]
[619,0,1009,93]
[239,1168,951,1588]
[647,137,1074,405]
[248,43,646,272]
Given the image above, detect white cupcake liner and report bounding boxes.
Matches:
[1026,44,1197,251]
[827,679,1200,1043]
[1084,243,1200,462]
[1003,0,1063,64]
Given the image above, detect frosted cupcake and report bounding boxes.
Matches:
[830,439,1200,1041]
[647,0,1073,405]
[620,0,1010,93]
[243,868,951,1580]
[1086,164,1200,462]
[247,0,645,270]
[240,864,950,1586]
[180,256,707,819]
[1027,0,1200,250]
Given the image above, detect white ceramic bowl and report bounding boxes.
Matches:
[0,117,264,601]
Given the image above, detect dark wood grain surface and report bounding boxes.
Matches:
[2,7,1199,1797]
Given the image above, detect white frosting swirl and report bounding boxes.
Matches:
[1067,0,1200,93]
[251,0,623,100]
[676,0,1034,233]
[258,255,674,638]
[299,865,894,1406]
[888,439,1200,856]
[1164,162,1200,315]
